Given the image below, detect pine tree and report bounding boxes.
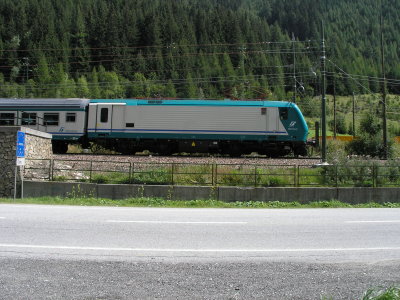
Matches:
[70,5,90,75]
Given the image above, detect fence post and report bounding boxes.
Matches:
[129,162,132,184]
[211,164,214,186]
[336,165,338,188]
[89,161,93,183]
[215,164,218,186]
[254,165,257,187]
[296,165,300,187]
[132,163,135,184]
[49,159,53,181]
[171,163,174,185]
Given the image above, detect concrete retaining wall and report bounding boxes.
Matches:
[0,127,52,197]
[23,181,400,203]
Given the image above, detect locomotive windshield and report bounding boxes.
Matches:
[279,108,288,120]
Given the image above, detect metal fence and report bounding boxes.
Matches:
[23,158,400,188]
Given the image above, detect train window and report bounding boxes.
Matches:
[0,113,15,125]
[100,108,108,123]
[280,108,288,120]
[22,112,37,125]
[43,113,59,126]
[66,113,76,123]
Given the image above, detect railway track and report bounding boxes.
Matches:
[53,153,321,166]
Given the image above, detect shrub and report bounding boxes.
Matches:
[53,175,68,182]
[329,114,347,134]
[264,176,287,187]
[91,174,109,184]
[132,169,171,185]
[346,111,393,158]
[346,135,392,158]
[327,140,347,163]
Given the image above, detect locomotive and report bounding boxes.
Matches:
[0,98,309,157]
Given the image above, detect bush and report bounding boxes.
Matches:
[346,111,393,158]
[263,176,287,187]
[91,174,109,184]
[53,175,68,182]
[326,140,347,163]
[329,114,347,134]
[346,135,393,158]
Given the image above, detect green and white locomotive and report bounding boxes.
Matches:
[0,98,308,157]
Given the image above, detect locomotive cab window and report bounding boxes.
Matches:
[66,112,76,123]
[100,108,108,123]
[0,113,15,125]
[280,108,288,120]
[22,112,37,125]
[43,113,59,126]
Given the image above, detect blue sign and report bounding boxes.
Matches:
[16,131,25,158]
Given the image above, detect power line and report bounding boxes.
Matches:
[0,40,318,53]
[0,48,318,70]
[0,72,317,90]
[8,63,317,81]
[326,71,400,85]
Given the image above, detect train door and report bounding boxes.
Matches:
[266,107,279,133]
[95,104,113,132]
[91,103,126,133]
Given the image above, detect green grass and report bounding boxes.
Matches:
[362,286,400,300]
[51,162,400,187]
[306,94,400,138]
[1,197,400,209]
[322,286,400,300]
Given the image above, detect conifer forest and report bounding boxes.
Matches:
[0,0,399,103]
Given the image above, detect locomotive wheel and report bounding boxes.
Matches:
[293,146,308,157]
[118,143,135,155]
[119,148,136,155]
[158,142,177,156]
[266,151,279,158]
[227,145,242,157]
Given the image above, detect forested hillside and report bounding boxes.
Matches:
[0,0,399,100]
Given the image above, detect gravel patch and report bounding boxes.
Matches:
[53,154,321,167]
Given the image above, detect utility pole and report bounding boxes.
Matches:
[22,57,30,82]
[292,33,296,103]
[380,0,388,159]
[333,77,337,139]
[352,92,356,137]
[321,23,327,163]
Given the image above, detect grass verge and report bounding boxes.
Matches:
[1,197,400,208]
[362,286,400,300]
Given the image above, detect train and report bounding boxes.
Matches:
[0,98,309,157]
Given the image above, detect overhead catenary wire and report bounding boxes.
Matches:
[9,63,317,81]
[0,48,318,70]
[326,71,400,86]
[0,71,319,90]
[0,40,318,53]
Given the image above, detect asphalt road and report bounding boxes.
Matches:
[1,204,400,299]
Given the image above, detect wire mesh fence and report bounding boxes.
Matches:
[23,159,400,188]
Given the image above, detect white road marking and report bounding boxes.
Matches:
[345,220,400,224]
[106,220,248,224]
[0,244,399,253]
[0,217,5,219]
